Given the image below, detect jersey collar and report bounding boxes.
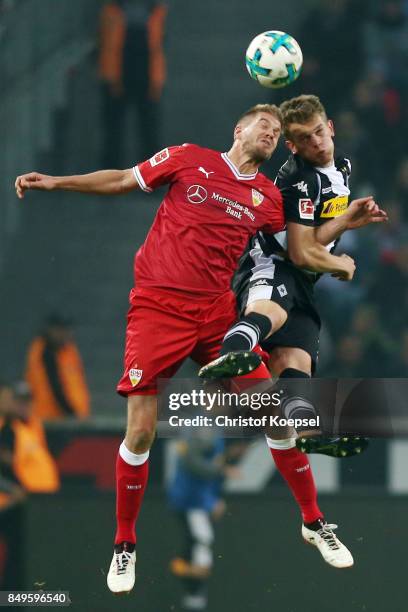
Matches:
[221,152,258,181]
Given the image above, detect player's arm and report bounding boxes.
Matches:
[277,173,354,279]
[315,196,388,246]
[15,168,138,199]
[287,222,355,280]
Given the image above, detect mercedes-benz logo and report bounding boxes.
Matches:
[187,184,208,204]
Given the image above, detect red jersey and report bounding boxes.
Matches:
[133,143,284,296]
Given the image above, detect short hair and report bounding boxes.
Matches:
[237,103,282,126]
[279,95,328,138]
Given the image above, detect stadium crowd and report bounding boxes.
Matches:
[291,0,408,377]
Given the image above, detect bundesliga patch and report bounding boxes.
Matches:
[129,368,143,387]
[298,198,314,220]
[320,195,349,218]
[251,188,264,207]
[277,284,288,297]
[150,148,170,167]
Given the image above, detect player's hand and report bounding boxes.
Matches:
[331,253,356,281]
[345,196,388,229]
[15,172,56,199]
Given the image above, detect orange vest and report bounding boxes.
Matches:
[0,416,60,493]
[25,338,90,420]
[98,2,126,84]
[0,492,12,510]
[98,2,167,97]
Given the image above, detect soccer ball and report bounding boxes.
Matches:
[245,30,303,89]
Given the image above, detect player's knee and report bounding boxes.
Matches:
[126,394,157,452]
[125,424,156,453]
[245,300,287,332]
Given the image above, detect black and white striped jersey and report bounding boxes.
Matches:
[257,153,352,276]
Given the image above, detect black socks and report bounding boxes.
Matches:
[220,313,272,355]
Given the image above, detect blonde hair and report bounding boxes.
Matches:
[280,95,327,137]
[237,103,282,126]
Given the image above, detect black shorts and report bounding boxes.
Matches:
[233,247,321,370]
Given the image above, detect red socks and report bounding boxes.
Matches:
[229,360,272,393]
[270,446,323,524]
[238,361,271,379]
[115,449,149,545]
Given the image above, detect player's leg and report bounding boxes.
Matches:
[267,345,353,568]
[196,293,321,531]
[107,287,201,594]
[270,347,369,458]
[194,290,352,568]
[266,347,323,526]
[265,310,368,459]
[198,257,294,380]
[171,510,213,611]
[117,394,157,544]
[268,345,321,436]
[266,346,322,522]
[107,393,157,594]
[269,441,353,569]
[193,290,268,382]
[198,300,287,379]
[221,298,286,353]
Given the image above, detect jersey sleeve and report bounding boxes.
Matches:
[275,170,318,227]
[133,144,190,192]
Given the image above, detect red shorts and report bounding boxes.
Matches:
[117,287,237,396]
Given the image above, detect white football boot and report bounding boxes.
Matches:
[107,543,136,594]
[302,520,354,568]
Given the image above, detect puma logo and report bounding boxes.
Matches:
[198,166,215,179]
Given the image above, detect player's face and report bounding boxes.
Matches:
[237,113,282,162]
[286,114,335,167]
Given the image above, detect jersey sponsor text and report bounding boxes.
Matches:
[320,195,349,218]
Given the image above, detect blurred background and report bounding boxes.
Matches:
[0,0,407,610]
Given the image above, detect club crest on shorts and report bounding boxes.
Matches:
[129,368,143,387]
[252,188,264,207]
